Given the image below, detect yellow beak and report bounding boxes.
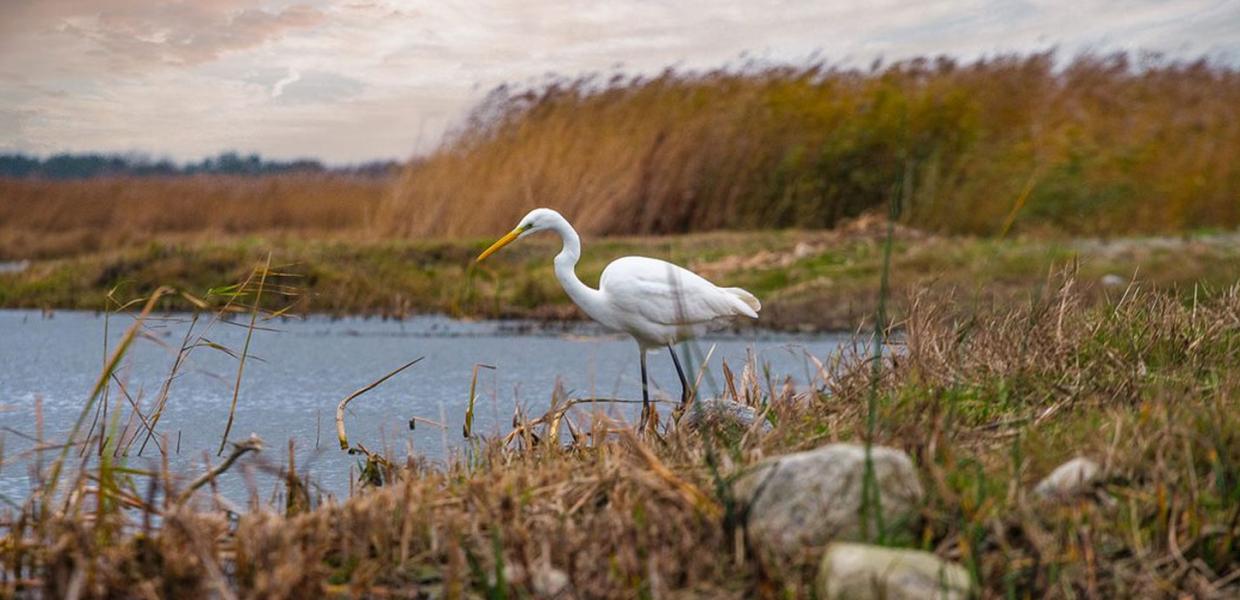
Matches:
[476,228,521,262]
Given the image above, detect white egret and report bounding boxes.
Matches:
[476,208,761,429]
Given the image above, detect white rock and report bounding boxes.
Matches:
[0,260,30,274]
[732,443,923,562]
[1100,273,1126,287]
[817,543,975,600]
[530,565,570,597]
[1034,457,1101,500]
[680,398,770,433]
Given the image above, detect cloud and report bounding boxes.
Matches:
[54,3,323,73]
[271,68,302,98]
[1,1,323,67]
[273,70,365,105]
[0,0,1237,162]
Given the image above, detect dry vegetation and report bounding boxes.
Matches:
[2,52,1238,268]
[380,52,1240,238]
[0,174,386,260]
[2,274,1237,598]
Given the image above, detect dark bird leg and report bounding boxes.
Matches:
[668,344,691,406]
[639,349,651,432]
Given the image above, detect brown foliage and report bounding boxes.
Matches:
[0,174,388,259]
[380,52,1240,238]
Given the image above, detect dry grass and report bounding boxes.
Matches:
[379,52,1240,238]
[3,275,1237,597]
[0,174,388,260]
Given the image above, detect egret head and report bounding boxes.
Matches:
[476,208,564,262]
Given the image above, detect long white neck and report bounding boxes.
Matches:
[548,216,608,321]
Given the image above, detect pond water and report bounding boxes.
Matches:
[0,310,847,506]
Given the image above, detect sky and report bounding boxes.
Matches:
[1,1,1237,164]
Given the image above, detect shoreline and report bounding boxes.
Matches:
[0,306,855,339]
[2,228,1238,332]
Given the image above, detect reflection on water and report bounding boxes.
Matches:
[0,310,846,504]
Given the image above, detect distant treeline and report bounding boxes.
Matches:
[380,51,1240,237]
[0,152,399,179]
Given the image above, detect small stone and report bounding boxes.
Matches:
[530,565,571,597]
[1034,457,1101,500]
[816,543,975,600]
[732,443,923,563]
[680,398,770,433]
[487,563,525,588]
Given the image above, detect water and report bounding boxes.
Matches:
[0,310,846,506]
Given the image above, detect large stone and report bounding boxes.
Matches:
[1033,457,1101,500]
[816,543,975,600]
[732,443,923,561]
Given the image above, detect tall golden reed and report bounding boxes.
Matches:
[379,52,1240,237]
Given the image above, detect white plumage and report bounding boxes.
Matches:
[477,208,761,429]
[598,256,760,347]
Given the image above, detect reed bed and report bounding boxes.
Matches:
[3,51,1238,265]
[0,174,387,260]
[380,52,1240,238]
[2,273,1237,597]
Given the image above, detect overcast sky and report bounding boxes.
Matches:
[1,1,1237,163]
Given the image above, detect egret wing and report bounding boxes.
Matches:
[601,257,756,326]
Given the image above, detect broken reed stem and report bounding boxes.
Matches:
[109,373,163,455]
[336,357,425,451]
[217,254,270,456]
[177,435,264,504]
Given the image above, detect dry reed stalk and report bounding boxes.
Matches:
[463,363,495,439]
[216,255,271,456]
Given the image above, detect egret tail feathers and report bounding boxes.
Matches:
[724,287,761,318]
